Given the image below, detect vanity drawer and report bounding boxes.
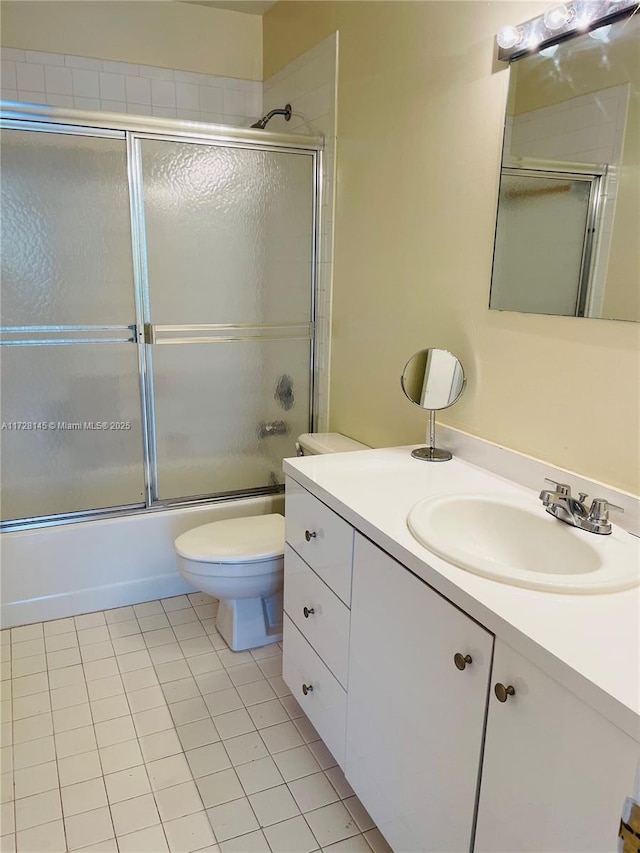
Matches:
[285,478,354,605]
[284,545,350,688]
[283,614,347,767]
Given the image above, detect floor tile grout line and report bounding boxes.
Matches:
[49,622,103,851]
[109,597,222,847]
[143,597,294,843]
[5,595,373,852]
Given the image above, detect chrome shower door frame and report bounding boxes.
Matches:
[0,103,322,529]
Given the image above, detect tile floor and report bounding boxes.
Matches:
[0,594,392,853]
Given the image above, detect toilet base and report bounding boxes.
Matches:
[216,592,283,651]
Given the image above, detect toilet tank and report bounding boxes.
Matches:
[295,432,369,456]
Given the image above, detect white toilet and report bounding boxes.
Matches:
[174,432,368,651]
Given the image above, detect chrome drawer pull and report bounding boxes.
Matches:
[302,683,313,695]
[305,530,317,541]
[454,653,472,671]
[495,683,516,703]
[303,606,315,619]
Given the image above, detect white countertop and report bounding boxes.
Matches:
[283,446,640,741]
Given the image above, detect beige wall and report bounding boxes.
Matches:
[1,1,262,79]
[264,1,640,493]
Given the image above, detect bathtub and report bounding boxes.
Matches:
[0,494,284,629]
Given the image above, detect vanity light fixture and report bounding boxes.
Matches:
[496,0,639,61]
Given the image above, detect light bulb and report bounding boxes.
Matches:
[573,0,597,29]
[543,4,570,30]
[497,25,521,49]
[589,23,612,40]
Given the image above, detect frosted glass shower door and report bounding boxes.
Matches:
[137,139,315,501]
[490,169,598,316]
[0,128,145,522]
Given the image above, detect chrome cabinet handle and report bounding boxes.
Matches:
[454,653,472,671]
[495,683,516,703]
[304,530,317,541]
[302,683,313,695]
[303,607,315,619]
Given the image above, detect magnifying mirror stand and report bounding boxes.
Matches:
[411,410,452,462]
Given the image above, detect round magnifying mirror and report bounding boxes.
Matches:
[401,348,465,462]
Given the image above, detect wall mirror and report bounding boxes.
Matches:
[401,348,465,462]
[490,9,639,322]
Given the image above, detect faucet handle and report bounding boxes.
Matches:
[544,478,572,497]
[588,498,624,522]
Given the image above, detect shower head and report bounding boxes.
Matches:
[250,104,292,129]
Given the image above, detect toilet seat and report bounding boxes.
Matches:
[175,514,285,575]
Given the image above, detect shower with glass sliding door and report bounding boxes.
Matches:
[0,107,319,530]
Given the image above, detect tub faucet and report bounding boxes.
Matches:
[539,478,623,535]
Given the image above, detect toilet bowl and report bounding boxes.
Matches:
[174,433,369,651]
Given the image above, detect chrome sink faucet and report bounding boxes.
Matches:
[539,479,623,535]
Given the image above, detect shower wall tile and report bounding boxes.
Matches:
[99,72,126,103]
[46,93,74,109]
[44,65,73,96]
[0,49,262,127]
[125,76,151,106]
[102,99,127,114]
[151,79,176,108]
[15,61,45,92]
[2,47,26,62]
[71,68,100,99]
[176,83,199,112]
[263,32,339,431]
[73,96,101,111]
[1,60,17,89]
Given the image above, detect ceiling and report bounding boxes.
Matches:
[182,1,277,14]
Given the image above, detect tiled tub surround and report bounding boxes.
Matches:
[0,593,390,853]
[0,48,262,126]
[0,36,338,432]
[263,34,338,432]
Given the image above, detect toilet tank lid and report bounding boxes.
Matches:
[297,432,369,454]
[175,514,284,563]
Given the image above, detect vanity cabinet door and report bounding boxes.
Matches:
[346,534,493,853]
[475,639,640,853]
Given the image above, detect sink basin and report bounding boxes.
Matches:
[407,493,640,593]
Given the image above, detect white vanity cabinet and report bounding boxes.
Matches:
[345,533,494,852]
[283,477,354,764]
[475,639,640,853]
[282,474,639,853]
